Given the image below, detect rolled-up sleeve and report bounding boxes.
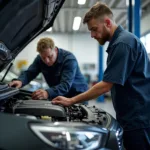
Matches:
[46,59,77,99]
[103,43,137,86]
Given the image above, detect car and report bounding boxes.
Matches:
[0,0,124,150]
[0,69,42,91]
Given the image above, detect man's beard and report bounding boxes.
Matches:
[97,27,110,45]
[97,38,106,45]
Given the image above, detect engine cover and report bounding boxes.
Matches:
[12,100,66,117]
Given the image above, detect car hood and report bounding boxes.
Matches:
[0,0,65,72]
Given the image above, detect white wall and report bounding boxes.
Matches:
[141,13,150,35]
[15,32,105,80]
[16,32,99,64]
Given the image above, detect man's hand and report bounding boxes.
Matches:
[52,96,73,106]
[9,80,22,88]
[32,89,49,100]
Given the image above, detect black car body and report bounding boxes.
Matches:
[0,0,124,150]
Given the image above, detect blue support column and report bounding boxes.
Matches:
[97,45,104,102]
[134,0,141,38]
[128,0,133,32]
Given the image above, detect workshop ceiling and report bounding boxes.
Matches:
[48,0,150,33]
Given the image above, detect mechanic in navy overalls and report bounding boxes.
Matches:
[52,2,150,150]
[9,37,88,104]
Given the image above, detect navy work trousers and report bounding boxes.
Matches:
[123,127,150,150]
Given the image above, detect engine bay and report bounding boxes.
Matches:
[0,84,123,150]
[1,89,112,129]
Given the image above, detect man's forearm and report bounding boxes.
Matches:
[71,81,113,104]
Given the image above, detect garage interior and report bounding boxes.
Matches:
[1,0,150,150]
[11,0,150,118]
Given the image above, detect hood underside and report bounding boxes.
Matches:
[0,0,65,71]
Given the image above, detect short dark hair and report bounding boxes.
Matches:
[83,2,113,24]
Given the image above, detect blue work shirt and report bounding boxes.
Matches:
[18,48,88,99]
[103,26,150,131]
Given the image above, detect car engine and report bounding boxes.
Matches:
[0,84,124,150]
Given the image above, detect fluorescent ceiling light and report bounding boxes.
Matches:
[46,27,52,32]
[73,17,81,31]
[126,0,135,6]
[78,0,86,5]
[126,0,129,6]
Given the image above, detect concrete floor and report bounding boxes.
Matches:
[88,98,116,118]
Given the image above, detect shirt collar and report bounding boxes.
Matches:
[55,47,63,64]
[106,25,124,53]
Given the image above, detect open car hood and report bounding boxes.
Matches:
[0,0,65,72]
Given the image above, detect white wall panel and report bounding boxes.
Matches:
[141,13,150,35]
[14,32,109,80]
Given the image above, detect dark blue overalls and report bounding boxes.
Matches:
[18,48,88,101]
[103,26,150,150]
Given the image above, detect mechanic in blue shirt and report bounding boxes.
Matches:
[52,2,150,150]
[9,37,88,101]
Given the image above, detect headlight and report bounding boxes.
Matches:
[115,127,123,150]
[30,122,108,150]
